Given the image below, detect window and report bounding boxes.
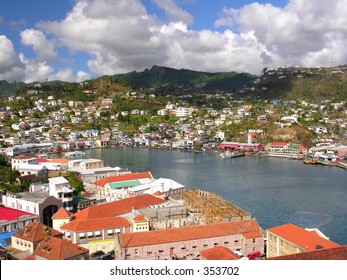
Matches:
[181,243,186,250]
[134,249,139,256]
[252,238,256,244]
[192,242,197,249]
[224,238,229,245]
[280,240,283,247]
[234,240,239,243]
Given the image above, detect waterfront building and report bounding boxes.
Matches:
[42,158,70,170]
[267,245,347,260]
[76,166,129,184]
[217,141,265,152]
[68,158,104,171]
[268,142,307,158]
[114,218,264,260]
[0,206,37,233]
[266,223,341,258]
[127,178,186,199]
[93,172,154,201]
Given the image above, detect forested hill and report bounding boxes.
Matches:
[108,65,257,91]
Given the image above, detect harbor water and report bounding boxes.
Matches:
[83,147,347,245]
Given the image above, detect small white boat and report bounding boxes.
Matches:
[220,150,245,158]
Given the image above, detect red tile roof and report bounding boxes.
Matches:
[243,231,263,239]
[271,142,287,147]
[52,207,72,219]
[200,246,240,260]
[13,154,37,160]
[133,215,146,222]
[119,219,261,247]
[47,158,71,163]
[94,172,153,187]
[0,206,36,221]
[13,222,62,243]
[61,217,131,231]
[267,245,347,260]
[33,236,88,260]
[72,194,165,220]
[267,223,341,251]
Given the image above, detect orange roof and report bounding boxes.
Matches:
[153,190,163,196]
[267,245,347,260]
[133,215,146,222]
[200,246,240,260]
[72,194,165,220]
[52,207,72,219]
[13,154,37,160]
[47,158,71,163]
[243,231,263,239]
[61,217,131,231]
[94,172,153,187]
[33,236,88,260]
[267,224,341,251]
[13,222,62,243]
[271,142,287,147]
[119,219,261,247]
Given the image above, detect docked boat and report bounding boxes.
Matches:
[303,158,320,164]
[220,150,245,158]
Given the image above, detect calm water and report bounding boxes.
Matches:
[83,147,347,245]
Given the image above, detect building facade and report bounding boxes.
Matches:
[115,219,263,260]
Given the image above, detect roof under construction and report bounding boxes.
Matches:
[181,189,251,224]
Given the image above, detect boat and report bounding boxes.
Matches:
[303,158,320,164]
[220,150,245,158]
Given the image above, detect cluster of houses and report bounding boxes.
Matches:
[1,85,347,159]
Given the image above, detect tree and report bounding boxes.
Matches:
[65,172,84,196]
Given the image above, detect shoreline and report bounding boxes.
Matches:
[53,145,347,170]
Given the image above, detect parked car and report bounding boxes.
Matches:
[90,251,105,258]
[98,253,113,260]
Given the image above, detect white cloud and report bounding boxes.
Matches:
[20,29,57,61]
[152,0,193,25]
[0,35,26,81]
[215,0,347,69]
[48,67,91,82]
[2,0,347,82]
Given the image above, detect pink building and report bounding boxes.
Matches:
[115,219,264,260]
[218,142,264,152]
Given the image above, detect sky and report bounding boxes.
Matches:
[0,0,347,83]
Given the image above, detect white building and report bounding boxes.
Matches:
[126,178,186,200]
[11,154,38,170]
[68,159,104,171]
[175,107,193,117]
[48,177,74,212]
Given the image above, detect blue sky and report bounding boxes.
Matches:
[1,0,346,82]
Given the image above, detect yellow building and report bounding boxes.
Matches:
[266,223,341,258]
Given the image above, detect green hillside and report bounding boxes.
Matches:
[109,65,257,91]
